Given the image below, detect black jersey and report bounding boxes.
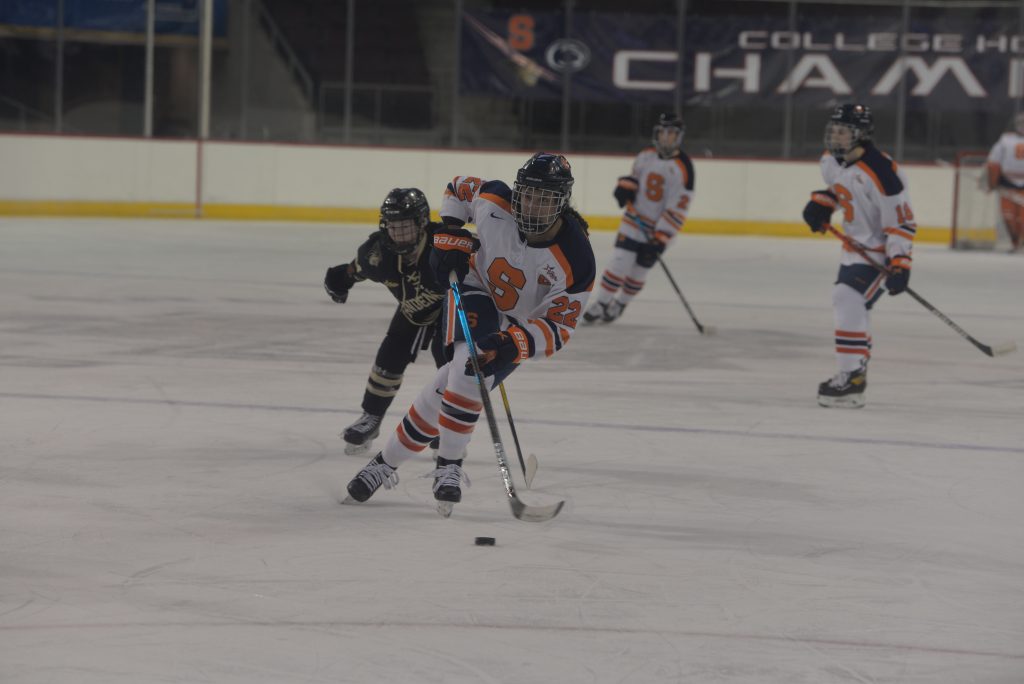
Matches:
[351,223,447,326]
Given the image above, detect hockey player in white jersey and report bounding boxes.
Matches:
[985,112,1024,251]
[584,112,695,324]
[344,153,596,515]
[803,104,917,408]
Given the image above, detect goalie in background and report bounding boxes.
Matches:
[583,112,695,324]
[985,112,1024,252]
[802,104,917,409]
[324,188,448,456]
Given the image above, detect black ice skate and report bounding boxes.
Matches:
[343,452,399,503]
[601,300,626,323]
[817,367,867,408]
[342,412,383,455]
[426,456,470,518]
[582,301,609,324]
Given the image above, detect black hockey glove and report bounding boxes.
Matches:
[466,326,531,377]
[636,238,666,269]
[613,176,640,209]
[324,264,356,303]
[431,226,480,287]
[803,190,837,233]
[884,255,911,295]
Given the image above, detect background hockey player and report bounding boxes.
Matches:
[584,112,695,324]
[324,188,448,455]
[802,104,917,408]
[985,111,1024,252]
[344,153,595,516]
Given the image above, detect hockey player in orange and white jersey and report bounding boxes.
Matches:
[985,112,1024,251]
[343,153,596,516]
[802,104,917,409]
[583,112,695,324]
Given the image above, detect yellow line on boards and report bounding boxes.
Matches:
[0,201,951,243]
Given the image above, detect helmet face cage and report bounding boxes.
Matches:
[652,113,685,157]
[512,153,574,236]
[379,188,429,254]
[825,104,873,161]
[383,218,422,253]
[512,184,569,235]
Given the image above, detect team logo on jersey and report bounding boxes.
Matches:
[537,264,558,286]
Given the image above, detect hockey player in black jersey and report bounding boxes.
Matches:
[324,188,448,454]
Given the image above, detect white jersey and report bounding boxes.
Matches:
[617,148,695,244]
[440,176,596,360]
[820,145,916,264]
[987,132,1024,189]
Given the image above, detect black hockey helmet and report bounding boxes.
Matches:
[379,187,430,255]
[652,112,685,158]
[512,152,574,236]
[825,104,873,162]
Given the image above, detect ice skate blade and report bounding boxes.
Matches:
[343,441,373,456]
[436,501,454,518]
[341,495,361,505]
[817,394,865,409]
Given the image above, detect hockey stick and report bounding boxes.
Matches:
[656,255,716,335]
[824,224,1017,357]
[466,262,538,487]
[497,382,538,488]
[449,275,564,522]
[629,209,714,335]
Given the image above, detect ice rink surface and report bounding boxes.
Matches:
[1,217,1022,684]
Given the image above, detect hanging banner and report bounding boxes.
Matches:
[460,9,1024,110]
[0,0,228,38]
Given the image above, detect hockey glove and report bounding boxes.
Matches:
[636,236,667,269]
[324,264,356,303]
[466,327,531,377]
[431,226,480,286]
[613,176,640,209]
[803,190,837,233]
[885,255,911,295]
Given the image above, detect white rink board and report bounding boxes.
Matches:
[1,218,1022,684]
[1,134,956,228]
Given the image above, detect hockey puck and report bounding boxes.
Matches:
[474,537,496,546]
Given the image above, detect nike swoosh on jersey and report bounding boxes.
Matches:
[489,212,505,220]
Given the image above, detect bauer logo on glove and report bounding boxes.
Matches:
[466,327,531,377]
[430,227,480,285]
